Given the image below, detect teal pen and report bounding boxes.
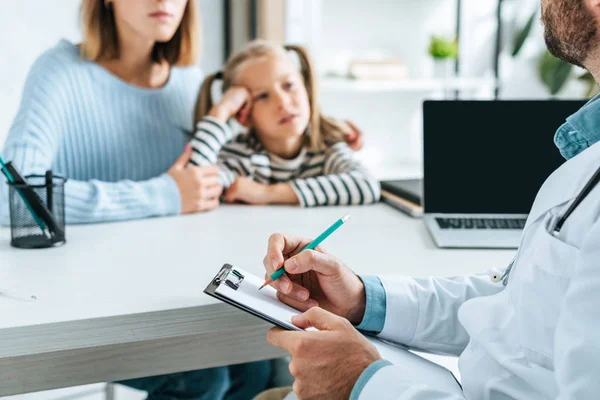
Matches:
[0,156,50,238]
[259,213,351,290]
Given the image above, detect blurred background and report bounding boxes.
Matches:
[0,0,595,183]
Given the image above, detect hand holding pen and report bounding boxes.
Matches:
[261,215,368,325]
[263,216,381,400]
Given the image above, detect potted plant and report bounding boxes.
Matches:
[428,36,458,79]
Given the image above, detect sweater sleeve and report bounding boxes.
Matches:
[290,143,381,207]
[0,50,181,225]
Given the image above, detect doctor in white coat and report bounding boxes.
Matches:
[257,0,600,399]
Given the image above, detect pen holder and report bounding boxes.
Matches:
[8,175,66,249]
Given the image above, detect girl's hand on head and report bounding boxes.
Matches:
[224,177,269,205]
[208,86,251,124]
[343,120,364,151]
[235,93,253,128]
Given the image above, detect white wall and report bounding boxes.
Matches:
[0,0,224,151]
[0,1,81,149]
[318,0,456,78]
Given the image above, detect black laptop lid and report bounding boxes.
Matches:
[423,100,587,214]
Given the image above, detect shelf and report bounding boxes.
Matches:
[320,77,498,93]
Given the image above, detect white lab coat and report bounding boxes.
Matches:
[359,141,600,400]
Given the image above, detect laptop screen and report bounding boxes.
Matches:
[423,100,587,214]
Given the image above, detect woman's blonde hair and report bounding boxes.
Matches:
[79,0,200,65]
[195,40,351,151]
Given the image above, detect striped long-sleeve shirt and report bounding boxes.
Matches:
[190,117,381,207]
[0,40,203,225]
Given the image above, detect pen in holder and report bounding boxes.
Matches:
[5,167,66,249]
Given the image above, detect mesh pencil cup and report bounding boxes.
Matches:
[7,175,66,249]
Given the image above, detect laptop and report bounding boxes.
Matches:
[422,100,586,249]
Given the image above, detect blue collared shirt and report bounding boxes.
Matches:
[555,93,600,160]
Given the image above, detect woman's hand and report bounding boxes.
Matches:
[208,86,252,126]
[167,144,222,213]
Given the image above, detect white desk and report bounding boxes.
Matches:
[0,204,513,396]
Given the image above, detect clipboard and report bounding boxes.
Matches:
[205,264,463,395]
[204,264,305,331]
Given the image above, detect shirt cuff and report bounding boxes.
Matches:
[349,359,393,400]
[355,275,386,334]
[150,174,182,216]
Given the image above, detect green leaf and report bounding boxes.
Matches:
[539,51,556,86]
[538,51,573,95]
[578,72,600,98]
[550,62,573,95]
[512,11,537,57]
[428,36,458,59]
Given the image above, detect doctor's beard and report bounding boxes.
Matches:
[541,0,597,68]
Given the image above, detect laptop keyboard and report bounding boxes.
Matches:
[435,217,526,230]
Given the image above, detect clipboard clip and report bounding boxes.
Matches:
[213,266,245,290]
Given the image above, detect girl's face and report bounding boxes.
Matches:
[236,53,311,143]
[111,0,188,43]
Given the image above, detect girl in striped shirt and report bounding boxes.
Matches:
[190,40,380,207]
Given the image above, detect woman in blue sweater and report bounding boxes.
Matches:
[0,0,270,399]
[0,0,223,225]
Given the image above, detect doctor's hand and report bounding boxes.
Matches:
[267,307,381,400]
[263,233,366,324]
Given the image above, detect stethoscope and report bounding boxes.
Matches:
[491,165,600,286]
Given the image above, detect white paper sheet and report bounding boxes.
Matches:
[215,267,303,330]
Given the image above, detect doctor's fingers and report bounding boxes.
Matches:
[267,328,305,352]
[267,328,325,358]
[264,234,314,272]
[262,270,294,294]
[264,272,312,301]
[276,291,319,311]
[284,249,346,277]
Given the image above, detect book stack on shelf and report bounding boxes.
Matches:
[348,57,408,80]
